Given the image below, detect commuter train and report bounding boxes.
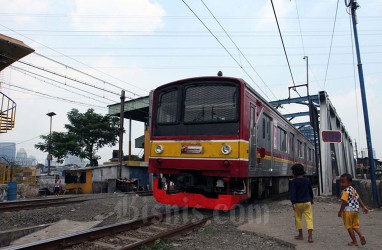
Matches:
[148,76,316,210]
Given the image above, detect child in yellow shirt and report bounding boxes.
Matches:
[338,173,368,246]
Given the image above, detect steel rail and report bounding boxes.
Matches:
[0,198,89,212]
[4,209,186,250]
[119,216,212,250]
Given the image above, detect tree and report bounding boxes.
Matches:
[35,109,119,166]
[35,132,79,163]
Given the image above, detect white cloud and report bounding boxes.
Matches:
[70,0,165,33]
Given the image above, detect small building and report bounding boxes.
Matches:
[64,162,150,194]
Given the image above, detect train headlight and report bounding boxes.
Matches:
[155,145,164,154]
[221,144,232,155]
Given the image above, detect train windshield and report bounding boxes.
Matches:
[183,85,238,123]
[154,82,240,136]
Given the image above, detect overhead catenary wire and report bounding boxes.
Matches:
[294,0,306,56]
[181,0,271,101]
[200,0,278,100]
[270,0,297,89]
[323,0,340,90]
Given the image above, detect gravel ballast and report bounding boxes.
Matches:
[1,193,296,249]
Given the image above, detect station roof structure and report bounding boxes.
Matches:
[108,96,149,122]
[0,34,35,72]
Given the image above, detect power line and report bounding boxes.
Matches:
[0,23,147,95]
[6,66,150,114]
[181,0,271,100]
[323,0,340,90]
[10,66,113,105]
[10,65,116,103]
[200,0,278,100]
[270,0,297,89]
[34,52,142,97]
[0,54,120,96]
[1,81,108,110]
[1,13,382,19]
[29,45,382,50]
[30,51,382,58]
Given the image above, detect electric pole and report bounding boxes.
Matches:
[118,90,125,179]
[346,0,379,207]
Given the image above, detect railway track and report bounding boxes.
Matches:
[124,190,153,196]
[5,208,212,250]
[0,197,90,212]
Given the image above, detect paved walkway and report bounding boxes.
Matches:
[238,198,382,250]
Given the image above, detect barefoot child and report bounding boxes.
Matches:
[338,173,368,246]
[290,164,314,243]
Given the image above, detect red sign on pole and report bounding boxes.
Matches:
[322,130,342,143]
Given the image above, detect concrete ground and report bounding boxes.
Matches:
[238,197,382,250]
[10,220,101,246]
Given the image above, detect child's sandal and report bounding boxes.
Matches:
[360,236,366,245]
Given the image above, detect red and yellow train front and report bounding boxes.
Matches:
[149,77,249,210]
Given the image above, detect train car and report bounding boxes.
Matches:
[148,76,316,210]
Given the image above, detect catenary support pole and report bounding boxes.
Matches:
[347,0,379,207]
[118,90,125,179]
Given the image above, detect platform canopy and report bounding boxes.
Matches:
[0,34,35,72]
[108,96,149,122]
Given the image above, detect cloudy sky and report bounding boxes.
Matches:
[0,0,381,163]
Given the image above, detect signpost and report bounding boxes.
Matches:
[322,130,342,143]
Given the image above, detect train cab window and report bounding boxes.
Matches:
[157,89,178,124]
[183,84,238,123]
[297,140,303,158]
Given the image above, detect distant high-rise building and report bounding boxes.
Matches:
[15,148,37,166]
[0,142,16,163]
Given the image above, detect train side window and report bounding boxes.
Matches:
[277,127,286,152]
[273,126,278,150]
[297,140,303,158]
[262,118,265,139]
[308,148,312,161]
[290,133,295,155]
[304,143,307,161]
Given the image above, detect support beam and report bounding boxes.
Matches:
[292,122,310,127]
[283,112,310,119]
[270,95,319,106]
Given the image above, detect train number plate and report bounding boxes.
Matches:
[181,145,203,154]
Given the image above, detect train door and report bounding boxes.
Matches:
[256,113,272,172]
[249,106,256,168]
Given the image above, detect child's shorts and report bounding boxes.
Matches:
[343,211,360,229]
